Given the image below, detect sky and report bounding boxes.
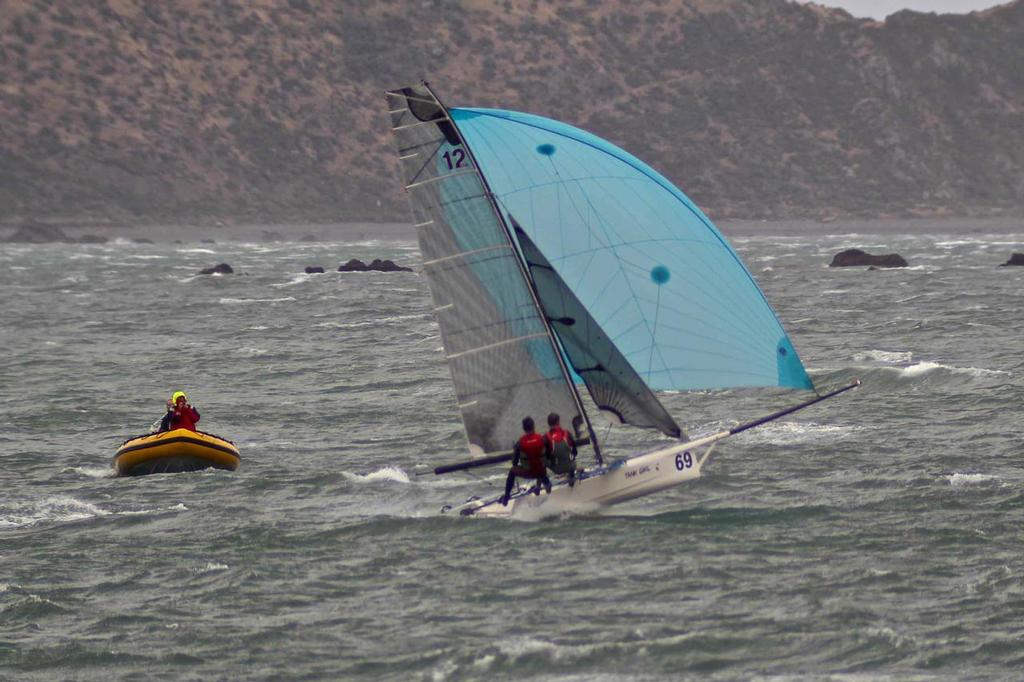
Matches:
[806,0,1006,18]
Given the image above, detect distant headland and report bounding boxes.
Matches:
[2,1,1024,227]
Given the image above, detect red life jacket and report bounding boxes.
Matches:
[547,426,571,448]
[170,406,200,432]
[518,432,547,477]
[546,426,574,472]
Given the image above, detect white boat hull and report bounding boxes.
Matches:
[451,431,728,519]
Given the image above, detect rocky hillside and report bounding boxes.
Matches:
[2,0,1023,226]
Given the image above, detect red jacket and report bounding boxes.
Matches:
[170,406,200,432]
[546,426,576,452]
[515,432,548,477]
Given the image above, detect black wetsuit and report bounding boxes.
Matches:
[501,432,552,504]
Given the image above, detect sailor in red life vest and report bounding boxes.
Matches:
[162,391,201,432]
[544,412,579,487]
[500,416,552,506]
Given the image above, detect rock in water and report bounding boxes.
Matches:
[305,266,325,274]
[338,258,369,272]
[1000,253,1024,266]
[338,258,413,272]
[199,263,234,275]
[829,249,908,268]
[368,259,413,272]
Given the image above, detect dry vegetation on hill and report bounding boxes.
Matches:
[2,0,1022,226]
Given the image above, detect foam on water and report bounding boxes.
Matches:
[0,497,189,529]
[854,349,913,364]
[218,296,297,305]
[948,472,1001,487]
[897,361,1009,378]
[233,347,268,356]
[271,273,318,288]
[65,465,116,479]
[734,420,863,445]
[343,466,411,484]
[0,496,111,529]
[313,313,428,329]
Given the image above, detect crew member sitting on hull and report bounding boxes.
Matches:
[159,391,201,432]
[544,412,579,486]
[500,416,552,506]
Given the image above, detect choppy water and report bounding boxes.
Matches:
[2,227,1023,680]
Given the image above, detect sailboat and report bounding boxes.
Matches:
[385,82,858,519]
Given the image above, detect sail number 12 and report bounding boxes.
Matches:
[675,452,693,470]
[442,149,466,170]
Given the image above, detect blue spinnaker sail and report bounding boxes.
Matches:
[450,108,814,392]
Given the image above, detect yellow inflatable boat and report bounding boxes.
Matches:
[113,429,240,477]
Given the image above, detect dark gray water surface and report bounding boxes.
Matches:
[2,228,1023,680]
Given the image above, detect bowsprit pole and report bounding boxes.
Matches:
[433,451,514,475]
[728,379,861,437]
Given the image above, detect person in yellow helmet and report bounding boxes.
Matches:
[157,391,201,432]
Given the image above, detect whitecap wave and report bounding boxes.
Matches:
[898,361,1009,378]
[270,273,318,288]
[218,297,296,305]
[342,466,411,484]
[314,313,428,330]
[734,420,862,445]
[119,503,189,516]
[177,248,217,254]
[0,497,188,529]
[854,349,913,364]
[233,347,268,356]
[0,496,110,529]
[193,562,229,574]
[65,466,115,479]
[948,473,1000,487]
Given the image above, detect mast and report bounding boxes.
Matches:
[421,82,603,464]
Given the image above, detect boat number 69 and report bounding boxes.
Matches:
[675,452,693,470]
